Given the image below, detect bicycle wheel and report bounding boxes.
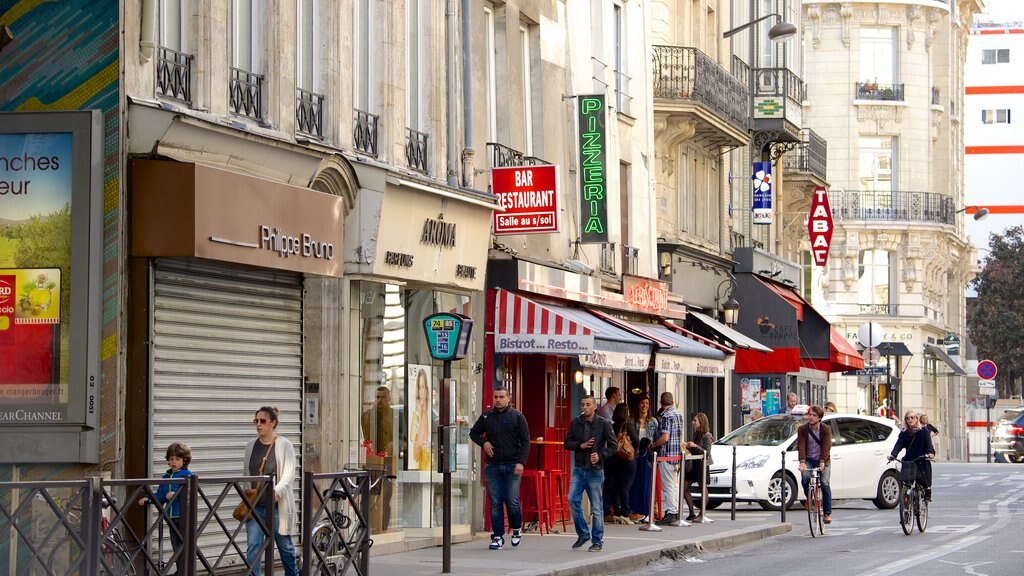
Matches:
[916,489,928,533]
[806,480,818,537]
[899,484,912,535]
[99,538,135,576]
[815,483,825,536]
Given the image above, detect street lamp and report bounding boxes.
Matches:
[723,12,798,241]
[955,206,990,221]
[717,276,741,326]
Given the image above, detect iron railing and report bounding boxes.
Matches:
[300,469,372,576]
[830,190,954,225]
[754,67,805,103]
[600,242,617,274]
[855,82,905,101]
[405,128,429,174]
[156,46,193,104]
[858,303,899,316]
[487,142,523,168]
[652,45,750,133]
[780,128,827,181]
[353,108,379,157]
[622,245,639,276]
[230,67,264,120]
[296,88,324,139]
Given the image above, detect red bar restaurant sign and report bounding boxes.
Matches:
[492,165,559,235]
[808,186,833,266]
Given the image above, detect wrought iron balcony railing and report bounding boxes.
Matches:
[485,142,551,168]
[295,88,324,139]
[353,108,379,157]
[780,128,827,182]
[622,245,639,276]
[230,67,264,120]
[405,128,429,174]
[652,45,750,133]
[157,46,193,104]
[754,67,805,103]
[855,82,905,101]
[600,242,617,274]
[830,190,953,225]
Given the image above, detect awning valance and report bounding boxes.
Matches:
[626,322,727,377]
[688,310,773,354]
[924,344,967,376]
[550,306,653,371]
[878,342,913,357]
[494,288,595,354]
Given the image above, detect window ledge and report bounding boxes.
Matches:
[853,99,910,107]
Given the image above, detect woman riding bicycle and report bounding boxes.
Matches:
[888,410,935,501]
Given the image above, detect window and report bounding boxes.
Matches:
[296,0,317,91]
[407,0,422,129]
[857,249,894,313]
[834,418,892,445]
[613,3,630,115]
[160,0,185,51]
[859,136,895,193]
[520,24,533,155]
[982,109,1011,124]
[678,147,721,245]
[860,27,898,85]
[232,0,262,72]
[484,6,497,142]
[354,0,374,110]
[982,49,1010,64]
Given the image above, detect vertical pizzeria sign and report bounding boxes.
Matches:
[577,95,608,243]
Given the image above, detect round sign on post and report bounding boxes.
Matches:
[857,322,884,349]
[977,359,998,380]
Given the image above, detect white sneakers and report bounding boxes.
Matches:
[490,529,522,550]
[511,529,522,547]
[489,535,504,550]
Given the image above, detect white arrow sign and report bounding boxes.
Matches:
[979,379,996,389]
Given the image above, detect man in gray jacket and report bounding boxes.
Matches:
[563,395,616,552]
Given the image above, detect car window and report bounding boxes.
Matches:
[717,415,803,446]
[834,417,891,445]
[997,409,1023,422]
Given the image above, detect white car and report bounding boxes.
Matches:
[705,413,901,511]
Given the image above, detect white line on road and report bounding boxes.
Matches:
[855,535,990,576]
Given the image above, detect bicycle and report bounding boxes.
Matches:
[890,455,929,535]
[47,494,137,575]
[308,469,396,572]
[805,468,824,537]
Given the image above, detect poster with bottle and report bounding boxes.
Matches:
[0,268,62,396]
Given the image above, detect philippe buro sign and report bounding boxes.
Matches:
[256,225,335,260]
[577,95,608,243]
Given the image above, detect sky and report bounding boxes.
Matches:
[0,133,73,222]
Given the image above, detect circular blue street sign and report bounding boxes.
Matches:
[977,359,997,380]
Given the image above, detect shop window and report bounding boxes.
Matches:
[981,48,1010,65]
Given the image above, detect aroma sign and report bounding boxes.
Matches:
[808,186,833,266]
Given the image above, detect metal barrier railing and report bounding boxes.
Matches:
[301,469,372,576]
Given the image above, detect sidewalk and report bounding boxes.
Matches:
[371,513,792,576]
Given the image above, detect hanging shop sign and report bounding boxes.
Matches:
[492,165,559,235]
[654,354,725,377]
[577,95,608,243]
[808,186,833,266]
[751,161,773,225]
[622,275,669,315]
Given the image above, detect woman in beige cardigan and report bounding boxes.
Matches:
[244,406,298,576]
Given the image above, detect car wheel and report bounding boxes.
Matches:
[994,451,1009,463]
[873,470,900,509]
[704,499,724,510]
[758,473,797,511]
[1010,454,1024,464]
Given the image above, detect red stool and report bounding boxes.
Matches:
[547,469,569,532]
[522,470,550,535]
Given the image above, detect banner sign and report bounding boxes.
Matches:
[579,349,650,371]
[654,354,725,377]
[751,161,773,225]
[808,186,834,266]
[577,95,608,243]
[492,165,560,235]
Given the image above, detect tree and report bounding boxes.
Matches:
[968,226,1024,399]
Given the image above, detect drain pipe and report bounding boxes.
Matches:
[446,0,459,187]
[140,0,157,62]
[461,0,475,188]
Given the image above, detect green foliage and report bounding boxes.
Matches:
[968,226,1024,397]
[12,203,72,330]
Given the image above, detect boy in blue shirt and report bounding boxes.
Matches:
[139,442,193,573]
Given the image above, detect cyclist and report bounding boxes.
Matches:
[888,410,935,501]
[797,405,833,524]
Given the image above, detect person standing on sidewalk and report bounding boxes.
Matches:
[596,386,620,420]
[470,387,531,550]
[564,394,616,552]
[650,392,684,525]
[797,405,833,524]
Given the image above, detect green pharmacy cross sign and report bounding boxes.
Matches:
[423,313,474,361]
[577,94,608,243]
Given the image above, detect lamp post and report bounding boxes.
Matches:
[955,206,990,221]
[716,276,741,326]
[724,11,797,242]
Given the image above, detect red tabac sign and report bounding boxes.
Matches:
[492,165,559,235]
[808,186,833,266]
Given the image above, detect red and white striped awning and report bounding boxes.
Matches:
[494,288,595,354]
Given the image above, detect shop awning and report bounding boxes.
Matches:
[924,344,968,376]
[829,327,865,372]
[549,306,653,371]
[636,324,728,377]
[688,310,773,353]
[878,341,913,357]
[757,277,804,321]
[494,288,595,354]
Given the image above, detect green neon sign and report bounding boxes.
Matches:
[577,94,608,243]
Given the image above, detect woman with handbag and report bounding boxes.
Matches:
[628,395,658,523]
[682,412,714,522]
[604,403,639,524]
[243,406,299,576]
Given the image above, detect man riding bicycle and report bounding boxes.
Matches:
[797,405,833,524]
[888,410,935,501]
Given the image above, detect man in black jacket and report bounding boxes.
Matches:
[470,387,530,550]
[563,394,616,552]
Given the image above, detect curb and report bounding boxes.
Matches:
[509,523,792,576]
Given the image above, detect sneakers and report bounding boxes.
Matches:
[510,529,522,547]
[571,536,590,549]
[823,514,832,525]
[628,512,646,523]
[655,513,678,526]
[489,535,504,550]
[588,543,603,552]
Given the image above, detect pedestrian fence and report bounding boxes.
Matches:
[0,469,369,576]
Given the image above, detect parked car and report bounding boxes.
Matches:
[706,413,901,511]
[992,407,1024,464]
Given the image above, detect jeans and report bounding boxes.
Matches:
[246,505,298,576]
[568,467,605,545]
[485,463,523,537]
[167,516,185,575]
[604,457,636,517]
[800,459,832,515]
[658,461,681,515]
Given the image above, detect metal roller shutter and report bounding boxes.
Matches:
[149,258,303,563]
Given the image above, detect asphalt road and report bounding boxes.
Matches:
[639,462,1024,576]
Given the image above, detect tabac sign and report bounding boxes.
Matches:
[577,95,608,243]
[808,186,833,266]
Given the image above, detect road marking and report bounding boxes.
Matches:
[856,535,990,576]
[938,560,994,576]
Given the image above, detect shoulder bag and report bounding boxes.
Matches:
[234,439,274,522]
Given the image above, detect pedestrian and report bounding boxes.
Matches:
[824,401,838,414]
[596,386,620,420]
[749,408,764,421]
[604,403,638,524]
[798,405,833,525]
[564,394,616,552]
[138,442,193,576]
[361,386,394,531]
[682,413,714,522]
[784,392,799,414]
[244,406,299,576]
[650,391,685,525]
[628,394,658,523]
[470,387,530,550]
[920,413,939,435]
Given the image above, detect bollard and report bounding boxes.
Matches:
[730,445,737,521]
[780,451,787,523]
[699,454,712,523]
[638,451,662,532]
[672,454,691,527]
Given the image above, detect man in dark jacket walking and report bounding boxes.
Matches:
[564,394,616,552]
[471,387,530,550]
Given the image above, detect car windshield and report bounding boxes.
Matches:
[997,409,1023,423]
[717,415,804,446]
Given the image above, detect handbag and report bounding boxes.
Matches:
[234,439,274,522]
[615,430,635,462]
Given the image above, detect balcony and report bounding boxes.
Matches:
[405,128,429,175]
[229,67,263,121]
[780,128,827,184]
[156,47,192,104]
[830,190,953,225]
[752,67,805,141]
[353,109,379,157]
[600,242,617,274]
[295,88,324,140]
[486,142,550,168]
[855,82,905,102]
[652,45,750,148]
[622,245,639,276]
